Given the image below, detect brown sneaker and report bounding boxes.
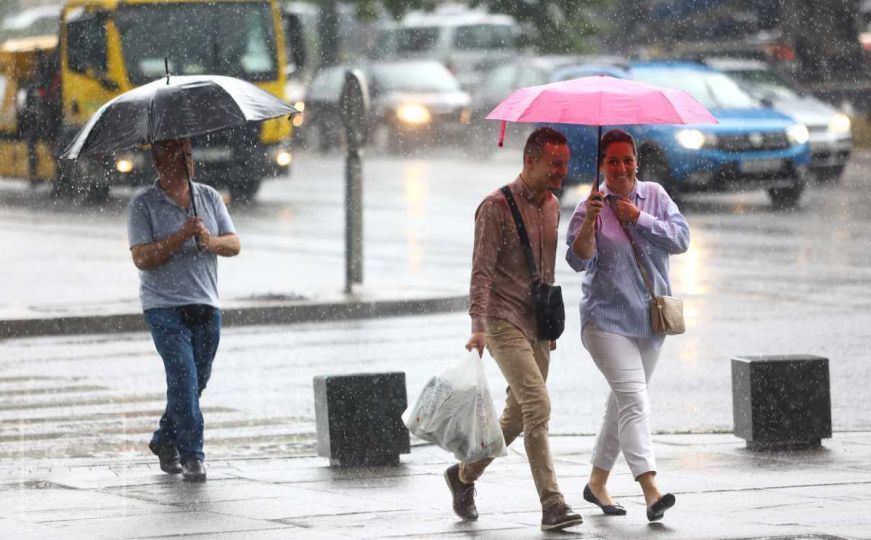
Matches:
[541,502,583,531]
[444,464,478,521]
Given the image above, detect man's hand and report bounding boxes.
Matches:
[195,221,215,252]
[465,333,485,357]
[181,217,203,239]
[611,196,641,225]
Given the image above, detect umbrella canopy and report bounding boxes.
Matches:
[62,75,297,160]
[486,75,717,129]
[485,75,717,189]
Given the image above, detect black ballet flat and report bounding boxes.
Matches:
[646,493,676,522]
[583,484,627,516]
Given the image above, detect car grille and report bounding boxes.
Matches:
[713,132,790,151]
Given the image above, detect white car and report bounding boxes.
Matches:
[372,5,521,91]
[706,57,853,182]
[0,5,61,40]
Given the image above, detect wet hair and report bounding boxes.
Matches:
[523,127,567,161]
[598,129,636,164]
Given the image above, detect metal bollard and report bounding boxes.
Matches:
[732,355,832,450]
[313,372,410,466]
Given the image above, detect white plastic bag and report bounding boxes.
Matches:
[404,351,507,462]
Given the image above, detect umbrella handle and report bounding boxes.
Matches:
[593,125,602,192]
[498,121,506,147]
[164,57,170,85]
[186,170,205,252]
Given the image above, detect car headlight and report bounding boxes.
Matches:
[396,103,431,125]
[828,113,851,134]
[115,158,134,173]
[275,148,292,167]
[786,123,810,145]
[675,129,707,150]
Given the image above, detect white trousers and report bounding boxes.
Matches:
[581,323,662,479]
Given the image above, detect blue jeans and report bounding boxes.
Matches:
[144,305,221,461]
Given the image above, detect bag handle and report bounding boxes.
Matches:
[610,200,656,301]
[500,185,540,284]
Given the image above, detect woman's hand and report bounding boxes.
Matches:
[571,189,604,260]
[584,189,605,223]
[611,196,641,225]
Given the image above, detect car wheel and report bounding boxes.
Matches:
[229,174,262,202]
[768,183,805,210]
[372,123,399,155]
[51,160,76,199]
[309,122,331,154]
[813,165,845,184]
[638,148,676,194]
[464,122,496,159]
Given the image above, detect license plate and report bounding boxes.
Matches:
[740,158,783,174]
[193,147,233,162]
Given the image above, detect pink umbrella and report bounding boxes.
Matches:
[486,75,718,189]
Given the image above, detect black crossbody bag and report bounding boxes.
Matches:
[500,186,565,341]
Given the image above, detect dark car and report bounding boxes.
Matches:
[302,59,471,154]
[467,55,625,155]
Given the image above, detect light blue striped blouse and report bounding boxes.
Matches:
[565,180,690,339]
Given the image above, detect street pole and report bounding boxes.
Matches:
[339,69,369,293]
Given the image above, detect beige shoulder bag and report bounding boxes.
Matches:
[617,219,685,336]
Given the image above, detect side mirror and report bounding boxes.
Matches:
[85,67,118,91]
[99,75,119,91]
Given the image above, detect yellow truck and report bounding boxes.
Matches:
[0,0,292,200]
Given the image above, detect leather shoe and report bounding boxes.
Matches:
[541,502,583,531]
[583,484,627,516]
[647,493,676,522]
[181,457,207,482]
[444,464,478,521]
[148,441,181,475]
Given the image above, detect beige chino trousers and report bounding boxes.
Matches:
[459,319,565,509]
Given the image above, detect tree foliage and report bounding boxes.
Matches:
[343,0,604,54]
[470,0,604,54]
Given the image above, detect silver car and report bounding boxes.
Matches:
[706,57,853,182]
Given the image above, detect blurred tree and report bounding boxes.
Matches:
[470,0,604,54]
[777,0,866,83]
[317,0,431,67]
[320,0,603,55]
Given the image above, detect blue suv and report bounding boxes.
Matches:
[552,61,811,208]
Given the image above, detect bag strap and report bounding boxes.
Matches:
[500,185,539,283]
[610,200,656,300]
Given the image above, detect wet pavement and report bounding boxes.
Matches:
[2,149,871,537]
[2,432,870,539]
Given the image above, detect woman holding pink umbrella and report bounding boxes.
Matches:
[566,129,689,522]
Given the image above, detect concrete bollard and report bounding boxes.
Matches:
[731,355,831,450]
[313,372,410,466]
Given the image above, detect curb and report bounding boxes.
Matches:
[0,295,469,340]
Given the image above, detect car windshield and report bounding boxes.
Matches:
[727,70,801,101]
[371,63,460,92]
[113,2,278,86]
[390,26,440,53]
[453,24,513,50]
[631,67,758,109]
[1,7,60,39]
